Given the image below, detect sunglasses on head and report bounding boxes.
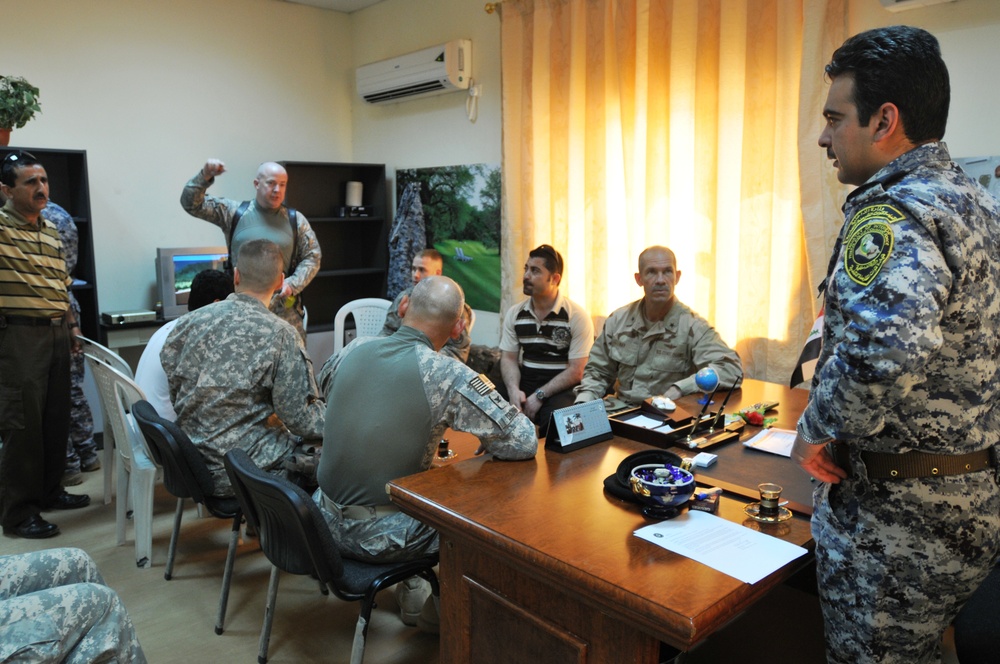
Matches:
[3,150,36,165]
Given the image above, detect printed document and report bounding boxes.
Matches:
[634,510,808,584]
[742,428,797,457]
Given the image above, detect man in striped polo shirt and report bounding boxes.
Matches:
[499,245,594,436]
[0,151,90,540]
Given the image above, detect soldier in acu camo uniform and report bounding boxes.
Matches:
[161,239,325,498]
[180,158,321,342]
[46,201,100,486]
[381,248,473,363]
[792,26,1000,664]
[0,547,147,663]
[315,276,537,630]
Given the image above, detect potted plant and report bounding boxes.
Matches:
[0,75,42,146]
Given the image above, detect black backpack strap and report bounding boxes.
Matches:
[286,207,299,276]
[224,201,252,275]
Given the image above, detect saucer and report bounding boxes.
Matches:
[743,502,792,523]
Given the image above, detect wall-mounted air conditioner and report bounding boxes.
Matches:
[356,39,471,104]
[879,0,958,11]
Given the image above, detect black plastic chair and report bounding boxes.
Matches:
[131,400,243,635]
[223,448,439,664]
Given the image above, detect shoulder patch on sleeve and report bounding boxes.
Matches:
[843,204,902,286]
[468,373,496,395]
[458,374,519,430]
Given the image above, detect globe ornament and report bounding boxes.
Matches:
[695,367,719,405]
[695,367,719,392]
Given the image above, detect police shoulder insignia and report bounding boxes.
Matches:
[469,374,495,395]
[843,204,903,286]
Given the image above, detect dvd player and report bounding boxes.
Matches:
[101,310,158,325]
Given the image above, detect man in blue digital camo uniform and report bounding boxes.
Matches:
[0,547,147,663]
[46,201,100,486]
[792,26,1000,664]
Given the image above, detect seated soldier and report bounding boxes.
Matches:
[575,245,742,406]
[315,276,537,632]
[160,239,325,497]
[381,248,473,362]
[0,547,147,663]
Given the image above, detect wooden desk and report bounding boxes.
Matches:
[389,380,814,662]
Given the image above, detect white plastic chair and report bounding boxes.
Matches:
[332,298,391,353]
[87,354,159,569]
[78,335,132,504]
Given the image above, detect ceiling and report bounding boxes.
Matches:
[283,0,385,13]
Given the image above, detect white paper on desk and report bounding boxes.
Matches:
[742,428,796,457]
[626,414,668,430]
[634,510,808,584]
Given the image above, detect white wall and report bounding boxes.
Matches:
[350,0,505,345]
[4,0,999,349]
[3,0,355,313]
[848,0,1000,157]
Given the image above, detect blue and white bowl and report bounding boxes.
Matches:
[629,463,695,518]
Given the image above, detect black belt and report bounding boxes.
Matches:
[0,314,65,327]
[833,444,995,480]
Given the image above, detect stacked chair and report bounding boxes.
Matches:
[78,335,133,505]
[83,346,157,568]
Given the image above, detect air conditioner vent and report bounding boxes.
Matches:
[356,40,471,104]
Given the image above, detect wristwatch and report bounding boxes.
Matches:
[534,389,547,402]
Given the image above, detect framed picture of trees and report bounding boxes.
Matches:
[396,163,502,312]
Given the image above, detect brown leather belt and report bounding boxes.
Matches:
[835,445,996,480]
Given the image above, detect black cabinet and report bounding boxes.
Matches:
[8,147,100,340]
[281,161,389,332]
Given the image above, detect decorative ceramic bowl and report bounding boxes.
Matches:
[629,463,696,519]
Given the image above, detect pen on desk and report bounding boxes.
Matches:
[685,390,718,449]
[710,378,741,430]
[688,387,716,437]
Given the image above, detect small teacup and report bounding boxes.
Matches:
[758,482,783,518]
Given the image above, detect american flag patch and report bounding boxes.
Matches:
[469,374,495,395]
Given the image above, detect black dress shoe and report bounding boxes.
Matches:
[42,491,91,510]
[3,515,60,539]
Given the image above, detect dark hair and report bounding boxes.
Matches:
[1,150,41,187]
[187,269,235,311]
[529,244,564,275]
[825,25,949,143]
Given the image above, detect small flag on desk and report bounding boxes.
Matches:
[790,308,824,388]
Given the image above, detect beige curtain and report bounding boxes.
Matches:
[499,0,848,385]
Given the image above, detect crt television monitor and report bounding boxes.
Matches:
[156,246,228,320]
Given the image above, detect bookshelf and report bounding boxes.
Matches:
[281,161,389,332]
